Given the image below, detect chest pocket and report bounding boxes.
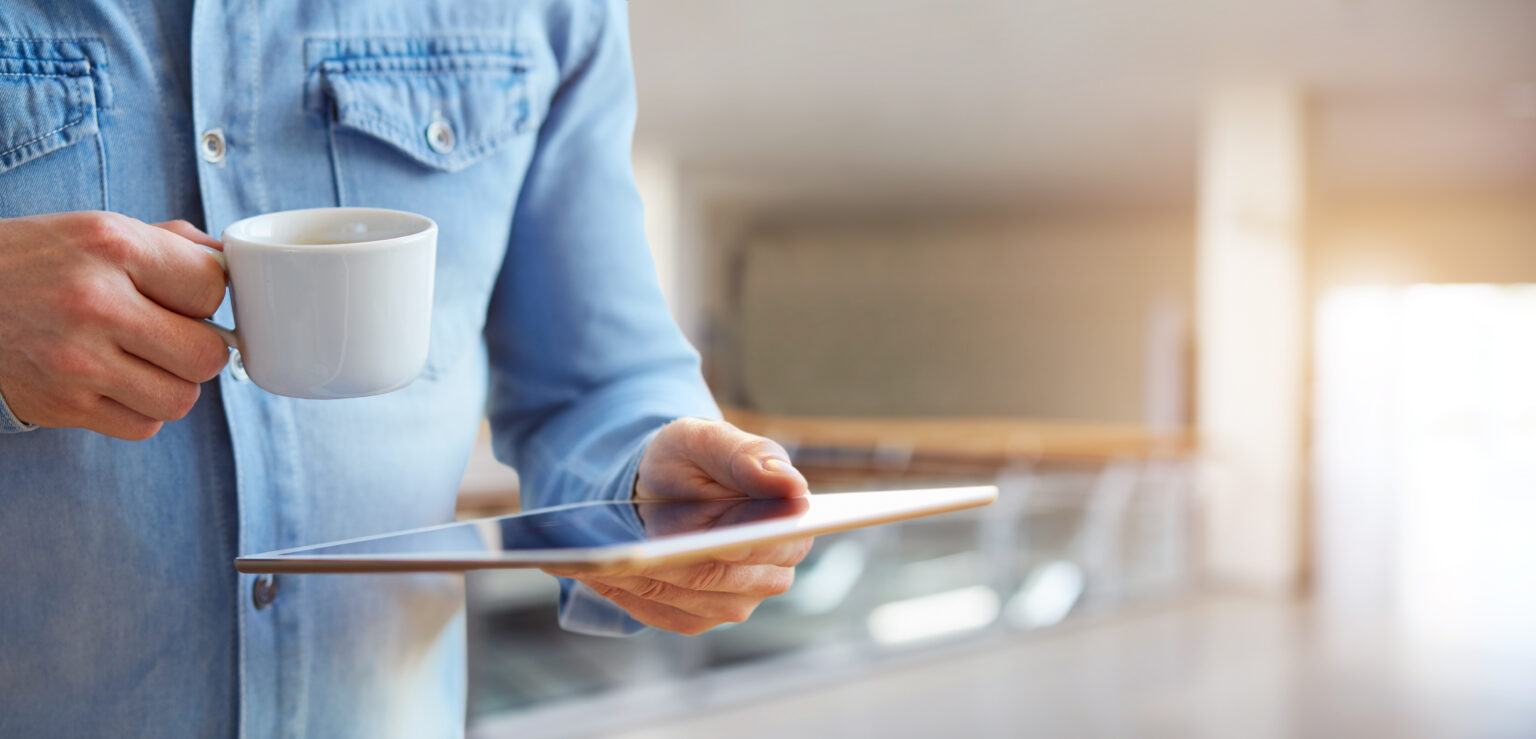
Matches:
[306,36,541,379]
[0,38,111,218]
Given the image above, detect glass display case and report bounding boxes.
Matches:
[466,460,1195,735]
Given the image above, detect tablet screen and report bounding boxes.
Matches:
[235,486,997,574]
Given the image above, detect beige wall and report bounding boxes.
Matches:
[1313,191,1536,288]
[711,213,1193,422]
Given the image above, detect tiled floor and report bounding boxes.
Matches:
[599,595,1536,739]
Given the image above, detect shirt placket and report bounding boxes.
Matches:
[191,1,309,736]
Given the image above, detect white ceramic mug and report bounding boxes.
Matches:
[204,207,437,399]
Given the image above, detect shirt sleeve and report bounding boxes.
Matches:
[483,0,720,635]
[0,384,37,433]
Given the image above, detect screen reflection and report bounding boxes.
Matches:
[289,497,812,559]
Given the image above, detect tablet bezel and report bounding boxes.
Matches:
[233,486,998,574]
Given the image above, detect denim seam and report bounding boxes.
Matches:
[323,56,524,72]
[302,37,525,64]
[0,36,106,43]
[556,0,608,90]
[0,111,87,160]
[94,108,107,210]
[326,116,346,205]
[0,71,87,78]
[0,38,112,108]
[247,4,270,214]
[301,35,524,114]
[326,67,522,77]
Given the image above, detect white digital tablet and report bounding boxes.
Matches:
[234,486,997,574]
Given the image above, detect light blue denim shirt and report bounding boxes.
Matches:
[0,1,720,736]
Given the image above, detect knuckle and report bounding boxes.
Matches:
[118,420,162,441]
[722,604,756,623]
[789,539,814,564]
[193,332,231,380]
[763,570,795,596]
[586,581,624,601]
[78,212,136,262]
[687,561,728,592]
[739,433,779,456]
[164,382,201,420]
[675,417,717,448]
[634,578,670,602]
[194,269,227,318]
[61,274,119,323]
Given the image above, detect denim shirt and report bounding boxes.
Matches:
[0,1,719,736]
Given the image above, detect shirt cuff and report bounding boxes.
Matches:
[553,425,657,637]
[557,579,649,637]
[0,384,37,433]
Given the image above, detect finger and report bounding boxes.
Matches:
[92,349,202,423]
[546,537,814,582]
[576,579,726,635]
[642,562,796,596]
[121,219,227,319]
[153,219,222,249]
[78,394,164,442]
[114,297,231,383]
[674,419,809,499]
[583,575,762,621]
[712,537,815,568]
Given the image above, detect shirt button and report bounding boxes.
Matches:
[425,120,455,154]
[251,574,279,610]
[228,349,250,383]
[200,128,226,163]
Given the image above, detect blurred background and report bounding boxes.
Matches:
[463,1,1536,736]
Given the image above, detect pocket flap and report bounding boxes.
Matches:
[318,48,533,173]
[0,56,100,174]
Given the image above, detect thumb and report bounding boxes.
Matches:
[677,419,809,499]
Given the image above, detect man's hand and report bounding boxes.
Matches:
[0,212,231,440]
[546,418,813,635]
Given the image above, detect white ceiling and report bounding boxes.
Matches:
[628,0,1536,208]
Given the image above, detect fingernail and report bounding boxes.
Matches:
[762,458,793,474]
[762,458,806,483]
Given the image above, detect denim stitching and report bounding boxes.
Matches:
[94,110,107,210]
[301,36,524,113]
[0,38,112,108]
[325,56,523,72]
[326,116,346,205]
[0,36,104,43]
[0,112,86,160]
[325,68,523,77]
[0,71,88,78]
[248,4,270,213]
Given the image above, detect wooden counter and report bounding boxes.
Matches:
[456,411,1198,513]
[722,408,1196,466]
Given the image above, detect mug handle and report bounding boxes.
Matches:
[200,246,241,351]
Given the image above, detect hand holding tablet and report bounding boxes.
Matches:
[235,486,996,634]
[235,417,996,635]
